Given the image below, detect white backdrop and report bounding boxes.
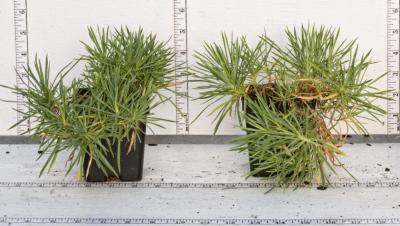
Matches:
[0,0,388,135]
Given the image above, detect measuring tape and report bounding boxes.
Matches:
[387,0,400,134]
[13,0,30,135]
[0,216,399,225]
[174,0,190,135]
[0,180,398,188]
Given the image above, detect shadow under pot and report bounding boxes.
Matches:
[83,122,147,182]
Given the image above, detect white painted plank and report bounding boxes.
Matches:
[0,143,399,183]
[0,0,17,135]
[0,143,399,225]
[1,186,399,220]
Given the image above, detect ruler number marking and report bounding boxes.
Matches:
[0,180,399,188]
[387,0,400,134]
[13,0,30,135]
[174,0,189,134]
[0,216,399,225]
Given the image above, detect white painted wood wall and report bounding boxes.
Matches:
[0,0,388,135]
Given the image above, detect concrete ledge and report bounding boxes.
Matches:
[0,134,399,144]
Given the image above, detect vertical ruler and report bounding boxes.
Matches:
[387,0,400,135]
[174,0,189,134]
[13,0,30,135]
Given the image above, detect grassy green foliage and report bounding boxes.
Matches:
[192,34,273,133]
[193,24,388,189]
[270,25,387,135]
[2,26,175,178]
[231,93,348,189]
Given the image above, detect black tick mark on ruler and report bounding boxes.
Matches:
[5,151,9,154]
[148,144,158,146]
[385,168,391,172]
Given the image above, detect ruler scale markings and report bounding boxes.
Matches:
[13,0,30,135]
[0,180,398,188]
[0,217,399,225]
[174,0,189,134]
[387,0,400,134]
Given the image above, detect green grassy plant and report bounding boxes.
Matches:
[2,26,175,179]
[193,24,388,189]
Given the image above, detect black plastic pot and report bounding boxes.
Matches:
[83,122,147,182]
[244,84,292,177]
[243,93,274,177]
[243,86,317,178]
[244,98,274,177]
[75,88,147,182]
[248,154,273,177]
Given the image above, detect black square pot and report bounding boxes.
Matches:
[83,122,147,182]
[243,95,274,178]
[243,88,316,178]
[245,125,275,177]
[247,150,274,177]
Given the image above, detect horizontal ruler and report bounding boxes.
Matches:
[1,217,399,225]
[0,180,399,189]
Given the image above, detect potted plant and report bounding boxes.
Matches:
[2,26,175,182]
[192,24,387,189]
